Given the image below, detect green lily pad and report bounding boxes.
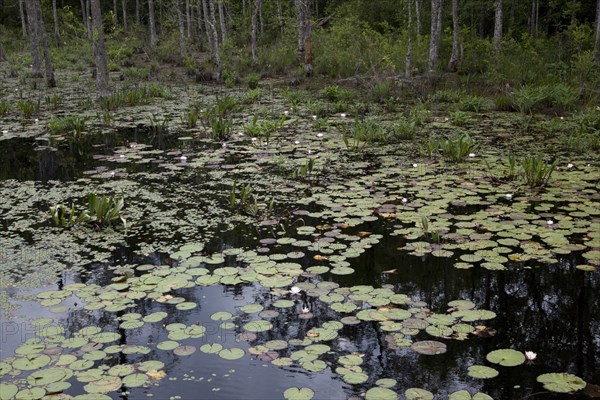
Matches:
[84,376,122,394]
[342,372,369,384]
[405,388,434,400]
[27,367,72,386]
[365,387,398,400]
[0,383,18,400]
[283,387,315,400]
[211,311,233,320]
[536,373,587,393]
[218,347,245,360]
[411,341,447,355]
[243,320,273,332]
[486,349,525,367]
[157,340,179,350]
[122,373,148,387]
[173,345,196,356]
[15,387,45,399]
[12,354,51,370]
[200,343,224,353]
[468,365,499,379]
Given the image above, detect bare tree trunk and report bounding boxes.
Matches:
[294,0,304,64]
[493,0,502,49]
[203,0,214,53]
[90,0,110,98]
[86,0,92,37]
[276,0,283,34]
[405,0,413,78]
[34,0,56,87]
[177,0,187,56]
[258,0,264,34]
[415,0,422,37]
[148,0,157,50]
[122,0,127,31]
[25,0,42,78]
[80,0,87,34]
[218,0,227,43]
[52,0,61,44]
[0,40,7,62]
[113,0,118,28]
[251,0,259,66]
[479,0,486,38]
[186,0,192,40]
[595,0,600,53]
[428,0,443,73]
[208,0,222,81]
[303,0,312,76]
[20,0,28,40]
[448,0,459,71]
[136,0,140,24]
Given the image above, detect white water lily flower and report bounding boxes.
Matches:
[283,110,289,116]
[311,115,317,120]
[567,163,574,168]
[412,163,418,168]
[307,150,312,154]
[2,130,7,134]
[238,132,244,136]
[294,140,300,145]
[506,194,513,200]
[222,143,227,148]
[547,219,554,225]
[468,153,476,158]
[317,133,323,138]
[34,118,39,123]
[340,113,346,118]
[251,137,257,142]
[180,155,187,161]
[525,351,537,361]
[301,305,310,314]
[289,286,301,295]
[401,198,408,204]
[119,154,125,158]
[110,171,115,177]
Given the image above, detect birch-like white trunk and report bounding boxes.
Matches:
[405,0,413,78]
[203,0,214,53]
[208,0,222,81]
[91,0,110,98]
[177,0,187,56]
[493,0,503,49]
[186,0,192,40]
[428,0,442,73]
[148,0,157,50]
[218,0,227,44]
[20,0,28,39]
[294,0,304,64]
[448,0,459,71]
[52,0,61,44]
[415,0,422,37]
[25,0,42,77]
[251,0,259,66]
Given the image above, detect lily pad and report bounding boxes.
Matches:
[537,373,587,393]
[467,365,499,379]
[365,387,397,400]
[218,347,245,360]
[486,349,525,367]
[405,388,434,400]
[283,387,314,400]
[411,341,447,355]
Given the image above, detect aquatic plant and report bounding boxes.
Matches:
[449,111,469,126]
[320,85,340,102]
[349,118,387,143]
[46,115,89,136]
[439,133,477,162]
[44,94,63,109]
[181,106,200,128]
[421,137,439,158]
[210,117,233,140]
[519,155,558,188]
[431,88,466,103]
[49,204,92,227]
[148,114,170,135]
[505,153,518,180]
[50,194,126,229]
[511,85,542,114]
[459,96,490,113]
[0,101,10,116]
[246,73,261,89]
[292,158,318,182]
[17,99,40,118]
[390,118,416,140]
[240,88,261,104]
[98,84,171,111]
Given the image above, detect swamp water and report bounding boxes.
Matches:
[0,83,599,400]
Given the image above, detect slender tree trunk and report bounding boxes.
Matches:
[493,0,502,49]
[405,0,413,78]
[428,0,442,73]
[258,0,264,34]
[218,0,227,44]
[186,0,192,40]
[25,0,42,78]
[295,0,304,64]
[20,0,28,40]
[52,0,61,44]
[0,40,7,62]
[80,0,87,35]
[122,0,127,31]
[113,0,118,28]
[479,0,486,38]
[251,0,259,66]
[203,0,214,54]
[148,0,157,50]
[448,0,459,71]
[90,0,110,98]
[415,0,422,37]
[303,0,312,76]
[276,0,283,35]
[135,0,140,24]
[208,0,222,81]
[34,0,56,87]
[86,0,92,38]
[177,0,187,56]
[595,0,600,53]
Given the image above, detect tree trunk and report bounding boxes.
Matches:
[258,0,264,34]
[86,0,92,38]
[493,0,502,49]
[0,40,7,62]
[428,0,442,73]
[122,0,127,31]
[113,0,118,28]
[186,0,192,40]
[415,0,422,37]
[294,0,304,64]
[203,0,214,54]
[208,0,222,82]
[34,0,56,87]
[25,0,42,78]
[80,0,88,36]
[594,0,600,53]
[148,0,157,50]
[52,0,61,44]
[276,0,283,35]
[90,0,110,98]
[303,0,312,76]
[479,0,486,38]
[448,0,459,71]
[177,0,187,56]
[20,0,28,40]
[135,0,140,24]
[405,0,413,78]
[218,0,227,44]
[251,0,259,66]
